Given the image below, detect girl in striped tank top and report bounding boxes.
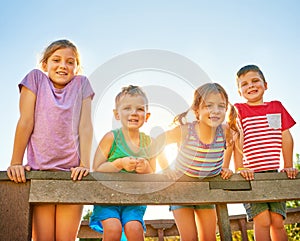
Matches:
[155,83,240,241]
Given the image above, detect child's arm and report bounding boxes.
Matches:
[157,152,170,170]
[154,125,185,155]
[7,87,35,183]
[92,132,139,172]
[221,124,234,179]
[233,137,254,180]
[281,129,299,179]
[135,157,156,174]
[71,97,93,180]
[221,142,233,180]
[92,132,120,172]
[153,125,185,178]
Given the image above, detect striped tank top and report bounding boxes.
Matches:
[175,122,225,178]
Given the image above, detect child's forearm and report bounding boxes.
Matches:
[79,125,93,169]
[94,161,122,172]
[11,119,34,166]
[282,130,294,168]
[136,160,154,174]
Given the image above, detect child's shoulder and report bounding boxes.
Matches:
[268,100,283,106]
[139,131,152,140]
[25,69,47,79]
[102,131,115,141]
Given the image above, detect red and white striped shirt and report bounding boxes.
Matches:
[234,101,296,172]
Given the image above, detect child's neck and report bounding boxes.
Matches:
[196,122,217,144]
[246,98,264,106]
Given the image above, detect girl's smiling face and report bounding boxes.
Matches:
[197,92,227,128]
[43,47,78,89]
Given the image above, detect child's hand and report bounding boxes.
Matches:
[122,157,137,172]
[135,158,148,173]
[220,168,233,180]
[281,167,299,179]
[7,165,31,183]
[237,168,254,180]
[162,168,181,180]
[70,166,89,181]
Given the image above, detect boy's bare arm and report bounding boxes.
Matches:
[92,132,118,172]
[281,129,298,179]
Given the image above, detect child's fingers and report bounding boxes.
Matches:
[7,165,26,183]
[281,168,299,179]
[220,168,233,179]
[70,167,89,181]
[240,170,254,180]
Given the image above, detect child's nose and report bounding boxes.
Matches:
[131,109,138,114]
[211,106,220,113]
[59,61,67,68]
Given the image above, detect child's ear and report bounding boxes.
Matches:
[145,112,151,122]
[113,109,120,120]
[264,81,268,90]
[41,61,48,72]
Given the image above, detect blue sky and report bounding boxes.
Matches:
[1,2,299,174]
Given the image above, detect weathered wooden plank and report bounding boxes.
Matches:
[1,171,298,182]
[0,181,32,241]
[1,171,299,241]
[209,181,251,190]
[29,177,300,204]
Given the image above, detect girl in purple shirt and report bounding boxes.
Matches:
[7,39,94,240]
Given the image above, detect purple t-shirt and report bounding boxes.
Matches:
[19,69,94,171]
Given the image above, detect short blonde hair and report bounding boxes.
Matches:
[115,85,148,108]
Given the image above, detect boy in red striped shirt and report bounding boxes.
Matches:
[234,64,298,241]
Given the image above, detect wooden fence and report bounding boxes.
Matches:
[78,207,300,241]
[0,171,299,241]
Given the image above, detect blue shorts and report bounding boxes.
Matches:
[169,204,215,211]
[89,205,147,234]
[244,202,286,222]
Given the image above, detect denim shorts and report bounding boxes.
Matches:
[89,205,147,234]
[169,204,215,211]
[243,202,286,222]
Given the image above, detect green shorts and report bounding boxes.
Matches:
[169,204,215,211]
[243,202,286,222]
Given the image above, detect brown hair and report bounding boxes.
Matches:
[174,83,228,124]
[39,39,81,73]
[115,85,149,108]
[174,83,239,147]
[236,64,266,84]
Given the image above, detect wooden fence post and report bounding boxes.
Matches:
[0,179,32,241]
[216,204,232,241]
